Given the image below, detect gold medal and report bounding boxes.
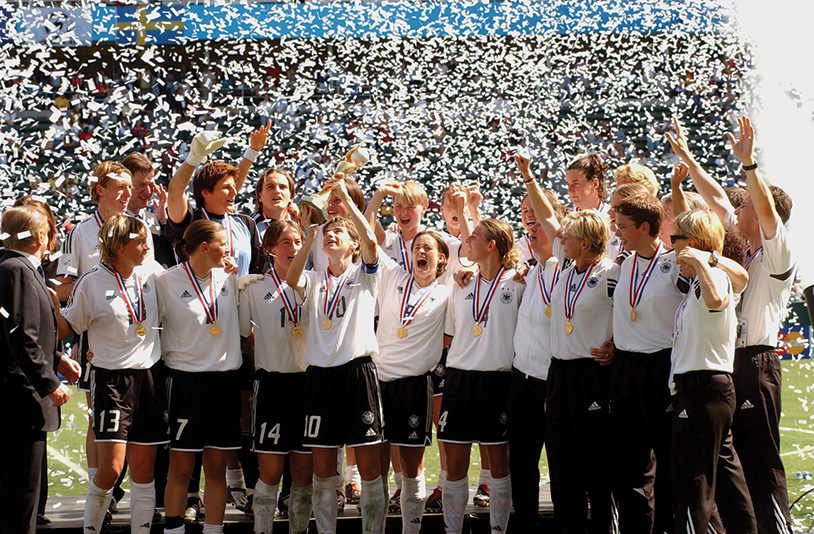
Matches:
[292,325,304,338]
[545,305,552,318]
[210,323,221,336]
[564,320,573,335]
[397,327,408,339]
[322,318,332,330]
[472,324,483,337]
[135,324,147,337]
[630,310,637,322]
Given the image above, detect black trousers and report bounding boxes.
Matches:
[546,357,614,534]
[609,349,674,534]
[671,372,757,534]
[507,368,547,532]
[0,429,46,534]
[731,346,792,534]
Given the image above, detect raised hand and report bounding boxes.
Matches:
[726,116,755,163]
[187,130,227,167]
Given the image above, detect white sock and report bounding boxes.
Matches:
[253,479,278,534]
[87,468,98,485]
[393,471,403,491]
[84,480,113,533]
[314,475,338,534]
[130,480,156,534]
[442,477,468,534]
[164,526,185,534]
[402,474,427,534]
[202,524,224,534]
[336,448,345,490]
[360,476,386,534]
[438,470,447,491]
[346,462,361,485]
[478,468,491,488]
[489,474,512,533]
[289,481,313,534]
[227,468,245,489]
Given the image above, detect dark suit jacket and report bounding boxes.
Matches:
[0,250,62,433]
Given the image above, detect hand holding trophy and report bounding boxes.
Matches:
[299,142,372,224]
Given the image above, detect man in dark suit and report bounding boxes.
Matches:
[0,205,80,534]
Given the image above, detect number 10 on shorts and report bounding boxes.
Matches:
[304,415,321,438]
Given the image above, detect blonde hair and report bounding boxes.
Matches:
[672,209,724,253]
[99,215,147,266]
[561,210,609,258]
[394,181,429,207]
[614,162,659,197]
[479,218,519,269]
[1,206,50,250]
[91,161,133,204]
[323,216,361,263]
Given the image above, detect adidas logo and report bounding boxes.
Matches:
[408,431,418,439]
[140,522,151,528]
[263,292,274,301]
[588,401,601,411]
[666,404,675,413]
[740,399,755,410]
[678,409,688,419]
[365,428,376,437]
[492,527,504,532]
[464,292,474,300]
[105,294,116,301]
[180,290,193,299]
[411,518,422,524]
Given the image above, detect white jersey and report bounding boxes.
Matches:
[550,258,615,361]
[671,269,736,378]
[238,269,307,373]
[298,260,380,368]
[382,228,465,286]
[513,258,558,380]
[374,257,452,382]
[514,234,539,267]
[126,209,157,262]
[613,249,685,353]
[739,221,795,348]
[57,211,104,278]
[156,264,241,372]
[61,263,162,370]
[444,268,524,371]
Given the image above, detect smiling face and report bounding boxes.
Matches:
[267,225,303,273]
[326,192,350,218]
[323,221,358,259]
[465,223,493,264]
[202,230,229,269]
[128,169,156,212]
[201,175,237,215]
[560,229,587,261]
[520,196,537,234]
[260,172,293,217]
[393,194,426,235]
[412,234,445,281]
[97,174,133,215]
[613,212,644,251]
[566,169,600,211]
[117,233,150,269]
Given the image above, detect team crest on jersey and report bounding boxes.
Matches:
[397,285,404,295]
[586,276,599,288]
[142,283,151,293]
[500,291,513,304]
[220,285,229,296]
[362,411,375,425]
[499,412,507,425]
[408,415,420,428]
[660,261,673,273]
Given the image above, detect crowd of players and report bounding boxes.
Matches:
[0,111,796,534]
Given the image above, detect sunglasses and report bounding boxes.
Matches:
[670,234,688,245]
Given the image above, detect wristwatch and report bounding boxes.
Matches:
[708,250,720,268]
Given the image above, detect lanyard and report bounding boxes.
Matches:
[182,261,218,325]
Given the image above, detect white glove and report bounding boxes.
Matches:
[186,131,227,167]
[238,273,264,291]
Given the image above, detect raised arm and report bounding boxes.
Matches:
[332,177,378,266]
[236,122,271,192]
[515,153,560,243]
[363,182,401,245]
[727,116,781,239]
[670,162,691,217]
[286,210,316,298]
[665,117,731,223]
[446,187,474,258]
[167,130,227,224]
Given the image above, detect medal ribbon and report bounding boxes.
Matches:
[268,265,300,325]
[182,261,218,325]
[323,268,349,321]
[201,209,235,257]
[673,281,694,344]
[101,264,144,326]
[398,234,412,274]
[629,245,662,311]
[564,262,595,321]
[92,210,103,228]
[472,266,506,325]
[744,246,763,270]
[538,263,559,306]
[400,276,437,327]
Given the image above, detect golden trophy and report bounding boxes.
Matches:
[299,143,372,224]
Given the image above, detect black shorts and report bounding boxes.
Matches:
[431,346,448,396]
[302,356,384,448]
[77,333,91,392]
[252,370,310,455]
[380,374,433,447]
[166,369,242,451]
[437,367,511,445]
[90,365,169,445]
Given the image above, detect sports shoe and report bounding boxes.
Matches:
[425,486,443,512]
[345,482,361,504]
[337,489,345,512]
[277,492,289,518]
[184,496,205,522]
[109,485,125,513]
[473,484,490,507]
[228,486,248,511]
[244,493,254,517]
[388,488,401,512]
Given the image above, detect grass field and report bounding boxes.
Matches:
[46,360,814,529]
